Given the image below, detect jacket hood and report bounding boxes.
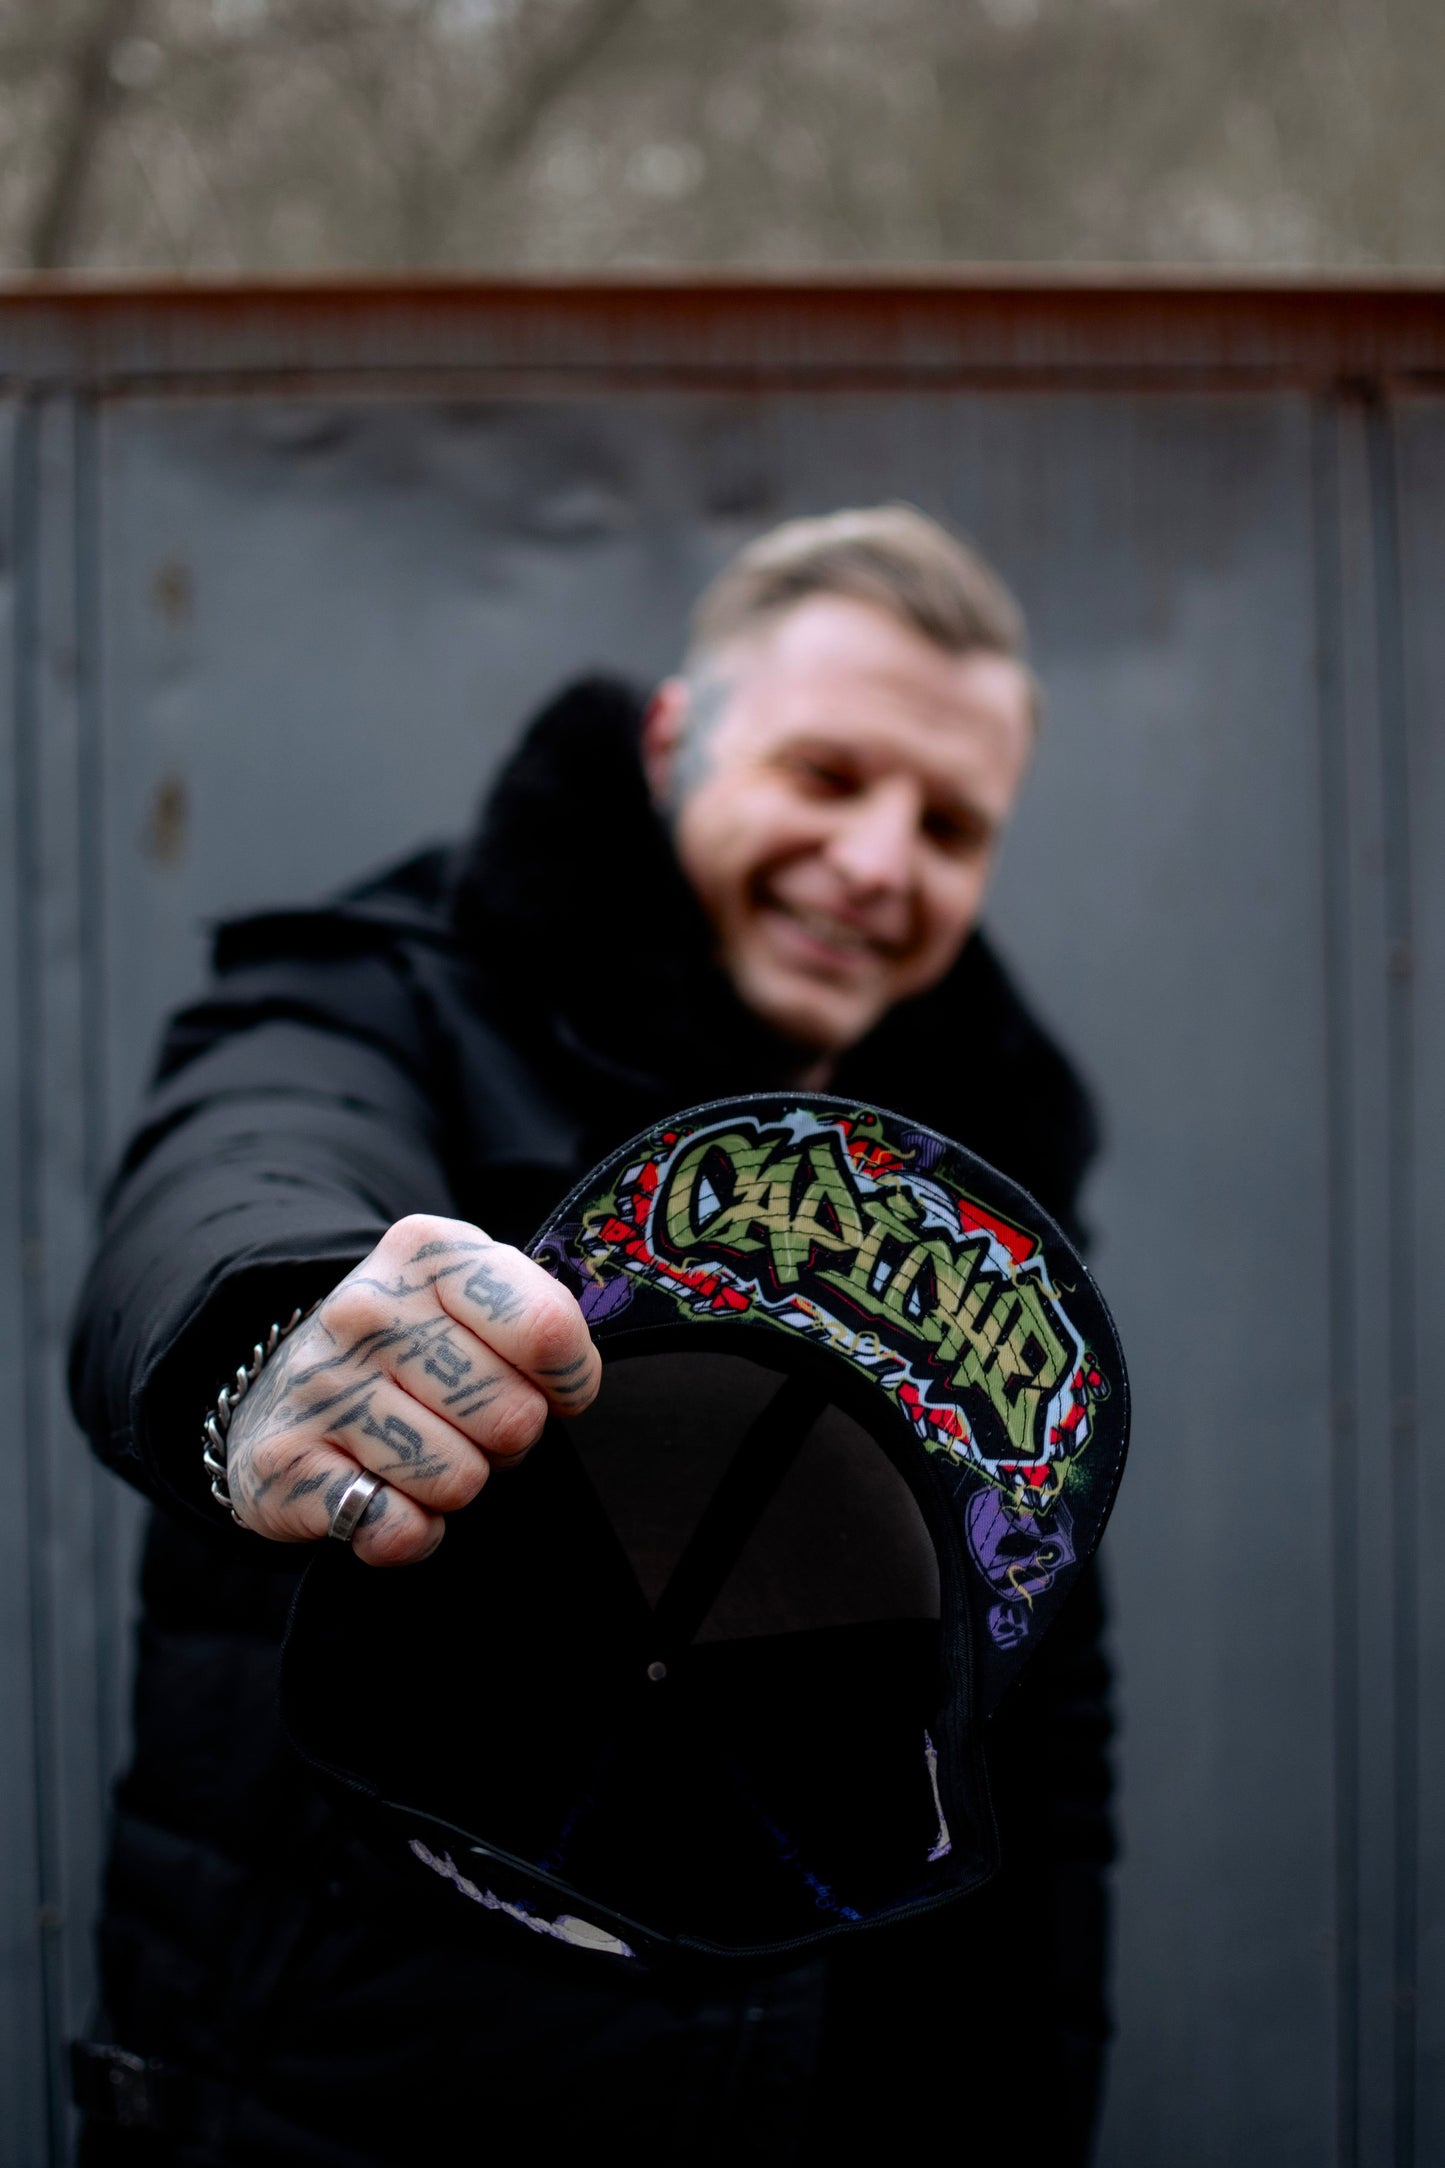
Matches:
[450,675,798,1097]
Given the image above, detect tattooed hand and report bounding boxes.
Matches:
[222,1216,599,1567]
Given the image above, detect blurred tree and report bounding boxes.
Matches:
[24,0,147,269]
[0,0,1440,272]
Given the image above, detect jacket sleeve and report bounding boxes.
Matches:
[68,942,461,1539]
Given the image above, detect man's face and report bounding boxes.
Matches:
[644,595,1036,1062]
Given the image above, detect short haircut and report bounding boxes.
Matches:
[686,504,1029,669]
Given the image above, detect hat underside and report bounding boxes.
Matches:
[291,1350,984,1951]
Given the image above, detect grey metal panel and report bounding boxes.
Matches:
[94,392,775,1128]
[3,390,145,2168]
[28,394,140,2156]
[1394,395,1445,2168]
[1330,399,1406,2168]
[960,395,1337,2165]
[1298,391,1436,2168]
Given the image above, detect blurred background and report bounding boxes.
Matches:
[5,0,1445,276]
[2,7,1442,2168]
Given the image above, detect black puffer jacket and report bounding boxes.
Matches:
[71,679,1114,2166]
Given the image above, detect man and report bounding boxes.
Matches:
[71,506,1112,2163]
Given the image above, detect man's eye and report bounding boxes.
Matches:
[790,760,858,797]
[924,809,988,853]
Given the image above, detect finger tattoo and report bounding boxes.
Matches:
[444,1373,505,1420]
[461,1257,524,1324]
[538,1352,594,1402]
[350,1400,448,1479]
[422,1330,472,1392]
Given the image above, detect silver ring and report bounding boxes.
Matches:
[327,1469,385,1545]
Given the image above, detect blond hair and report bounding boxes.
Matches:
[687,504,1028,668]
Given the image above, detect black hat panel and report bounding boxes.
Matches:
[568,1350,941,1638]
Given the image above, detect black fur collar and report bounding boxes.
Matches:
[451,675,797,1097]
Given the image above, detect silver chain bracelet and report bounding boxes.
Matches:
[202,1305,316,1526]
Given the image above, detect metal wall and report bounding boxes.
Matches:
[2,278,1441,2166]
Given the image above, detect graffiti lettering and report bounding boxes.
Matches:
[653,1124,1073,1462]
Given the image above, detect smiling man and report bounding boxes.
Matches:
[71,507,1111,2164]
[647,572,1036,1068]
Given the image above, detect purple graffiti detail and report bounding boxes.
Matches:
[966,1490,1076,1648]
[577,1271,635,1326]
[898,1128,947,1173]
[986,1601,1032,1650]
[532,1231,573,1277]
[534,1226,636,1327]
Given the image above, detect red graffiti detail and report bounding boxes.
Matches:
[1049,1366,1094,1447]
[998,1460,1055,1491]
[835,1116,907,1179]
[896,1379,969,1445]
[956,1200,1036,1266]
[597,1211,753,1312]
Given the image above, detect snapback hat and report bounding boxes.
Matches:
[282,1094,1129,1969]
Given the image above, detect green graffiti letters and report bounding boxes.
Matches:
[651,1122,1076,1462]
[660,1127,866,1279]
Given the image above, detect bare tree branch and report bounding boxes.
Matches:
[26,0,147,270]
[474,0,649,176]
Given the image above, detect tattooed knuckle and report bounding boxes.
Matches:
[358,1507,430,1570]
[524,1292,586,1374]
[431,1450,489,1513]
[329,1280,389,1339]
[243,1428,288,1482]
[269,1446,327,1516]
[384,1213,444,1255]
[489,1388,547,1459]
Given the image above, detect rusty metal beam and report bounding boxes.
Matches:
[0,271,1442,391]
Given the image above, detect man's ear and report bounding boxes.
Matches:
[640,678,690,811]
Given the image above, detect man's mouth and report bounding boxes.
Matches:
[757,893,901,971]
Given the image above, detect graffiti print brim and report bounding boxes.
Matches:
[534,1093,1130,1717]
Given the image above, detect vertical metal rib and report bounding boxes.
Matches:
[1367,394,1420,2168]
[14,395,67,2165]
[1314,393,1360,2168]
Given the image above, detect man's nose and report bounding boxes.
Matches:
[827,782,918,895]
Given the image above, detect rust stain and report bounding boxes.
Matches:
[143,775,188,868]
[151,560,194,626]
[151,559,193,628]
